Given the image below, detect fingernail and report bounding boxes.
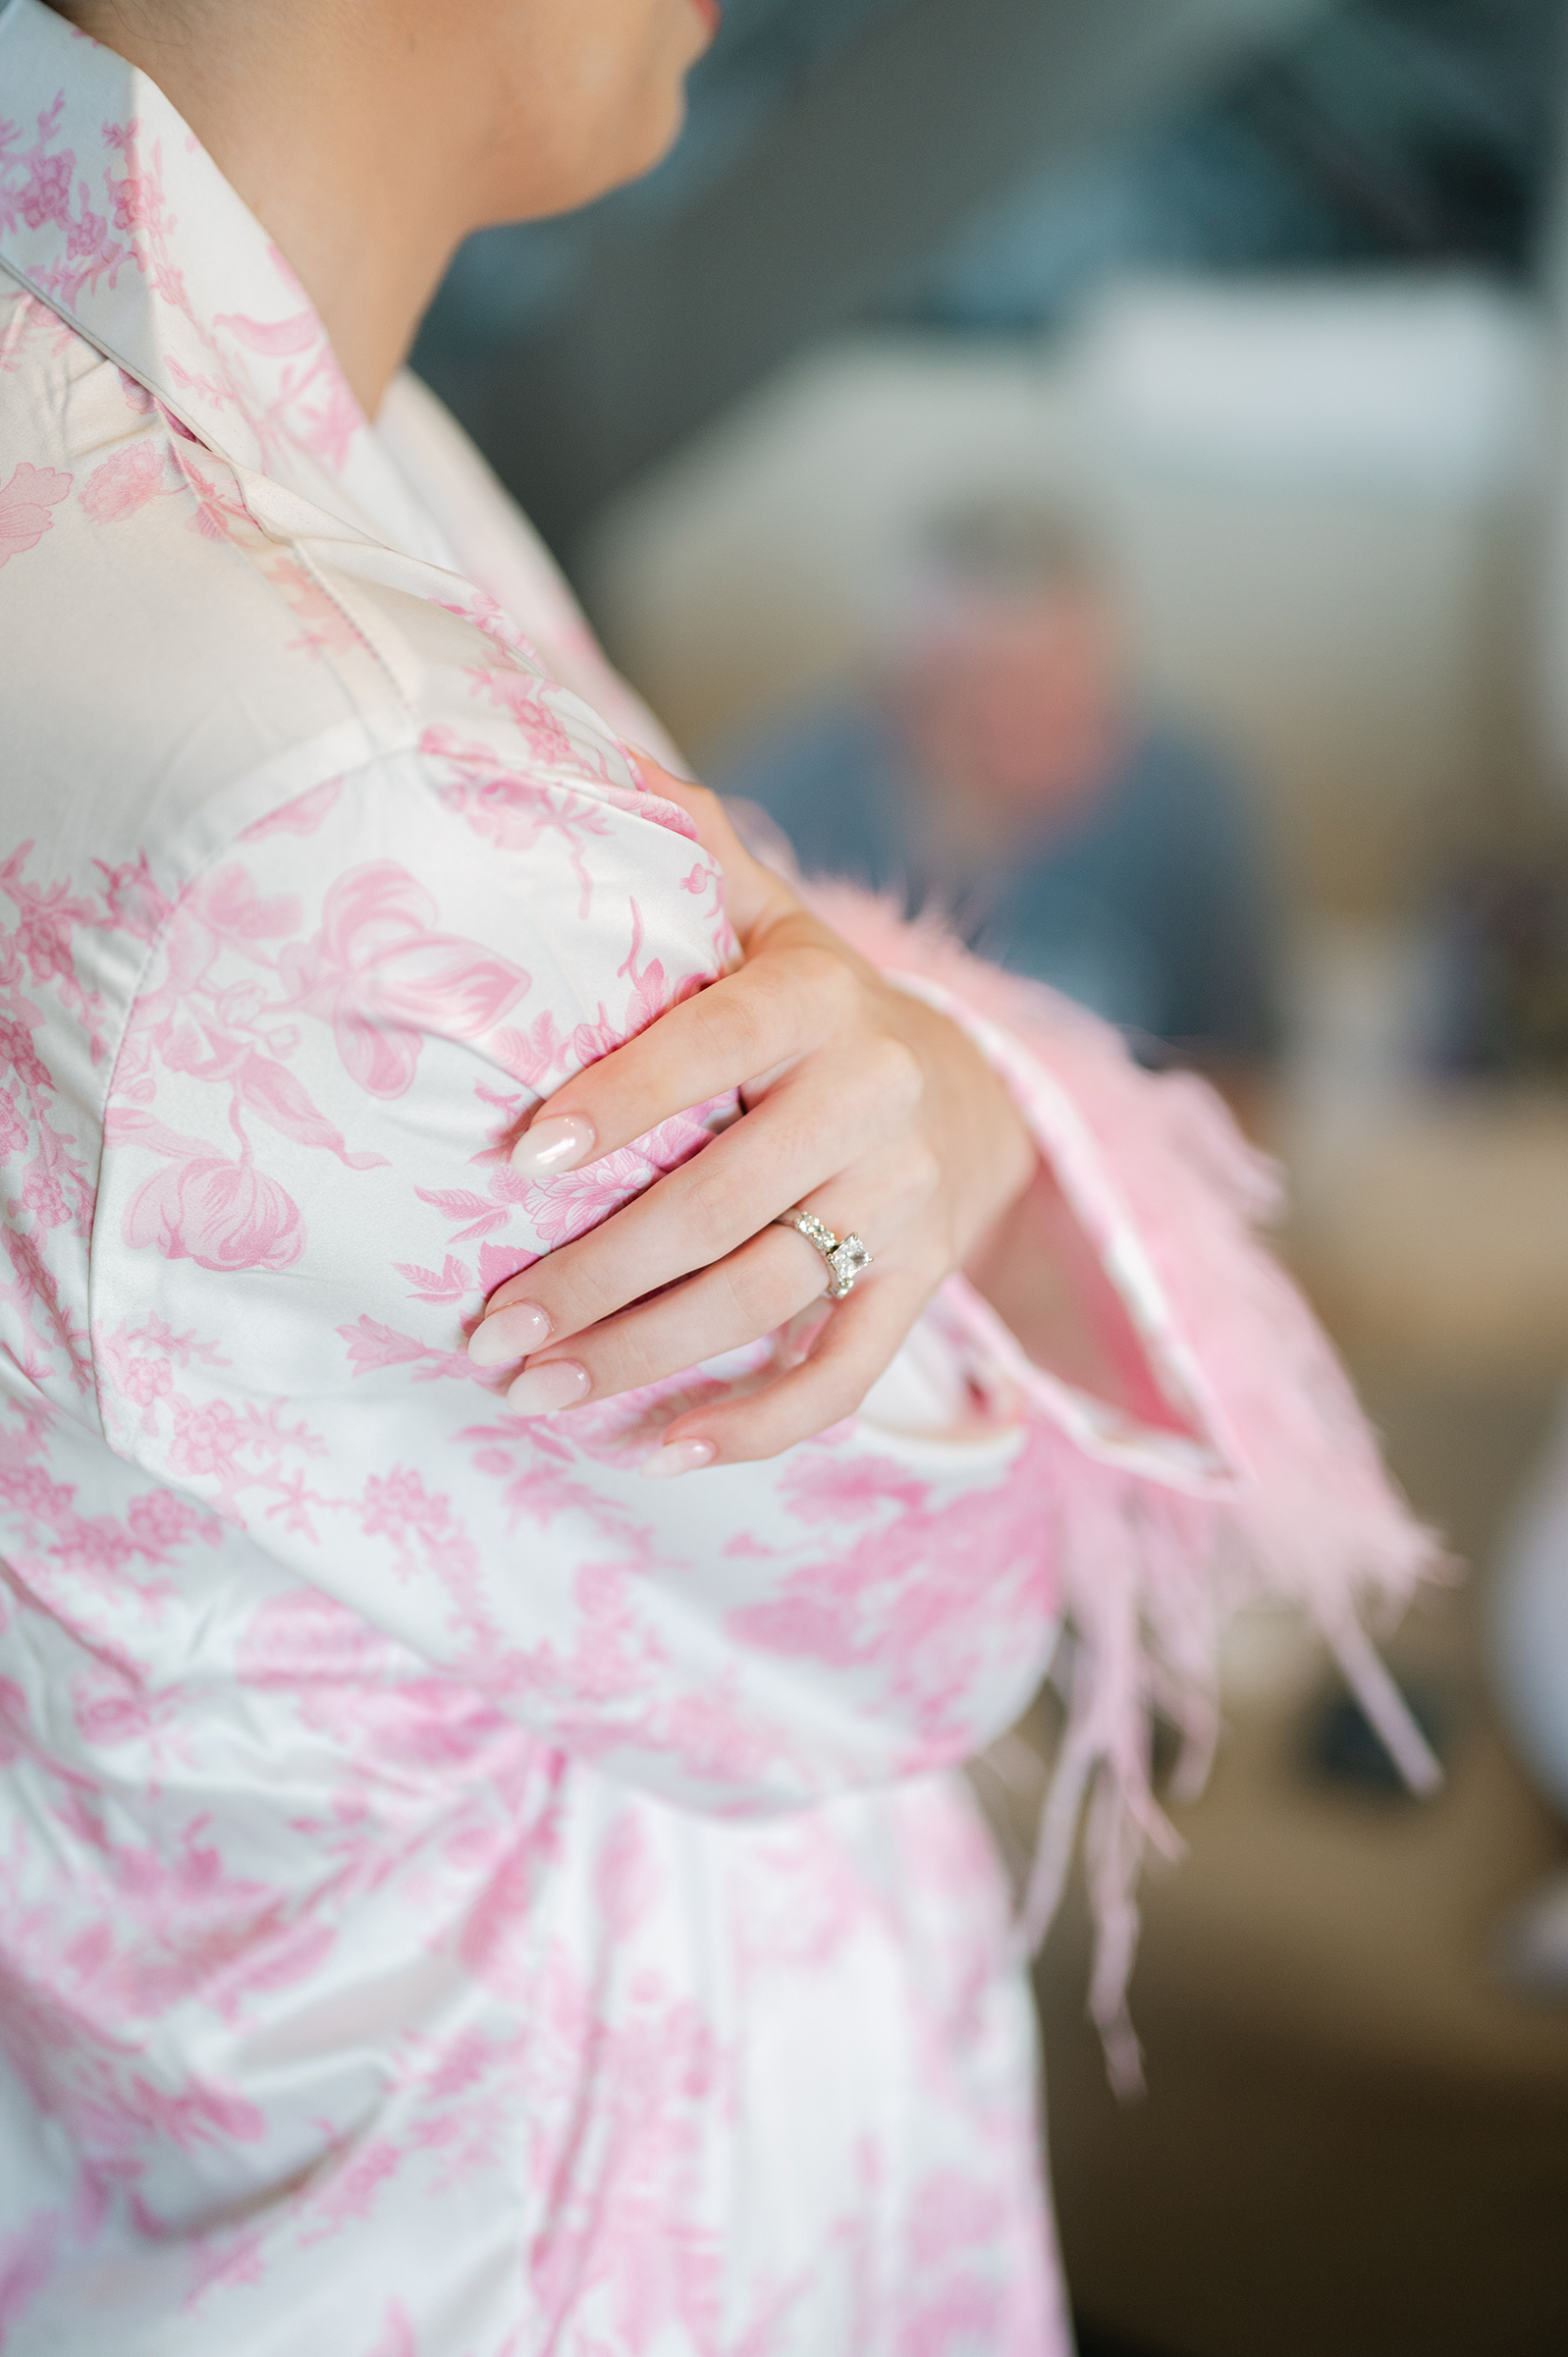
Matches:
[512,1114,595,1179]
[640,1439,718,1482]
[468,1301,553,1367]
[506,1360,591,1414]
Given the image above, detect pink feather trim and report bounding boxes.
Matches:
[808,881,1445,2090]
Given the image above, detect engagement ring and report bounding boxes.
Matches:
[773,1210,873,1299]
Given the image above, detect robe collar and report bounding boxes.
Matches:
[0,0,443,553]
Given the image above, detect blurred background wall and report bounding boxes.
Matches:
[415,7,1568,2351]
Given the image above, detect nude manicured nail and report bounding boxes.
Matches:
[468,1301,553,1367]
[506,1360,591,1414]
[640,1439,718,1482]
[511,1114,595,1179]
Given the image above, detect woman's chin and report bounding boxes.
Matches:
[494,87,689,227]
[624,82,690,187]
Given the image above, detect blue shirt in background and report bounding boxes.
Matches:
[714,700,1281,1060]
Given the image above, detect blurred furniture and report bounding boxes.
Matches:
[1286,1084,1568,1376]
[585,281,1543,915]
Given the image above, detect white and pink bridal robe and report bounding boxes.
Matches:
[0,2,1435,2349]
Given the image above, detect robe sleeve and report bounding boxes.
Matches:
[91,730,1078,1821]
[89,670,1436,1942]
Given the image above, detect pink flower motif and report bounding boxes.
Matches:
[19,1168,69,1228]
[0,1017,50,1097]
[126,1488,214,1553]
[0,1090,27,1162]
[511,1113,717,1251]
[359,1465,442,1543]
[513,1148,654,1251]
[71,1672,153,1749]
[0,463,72,568]
[122,1155,304,1272]
[92,852,173,944]
[467,667,580,772]
[80,442,167,524]
[65,203,108,262]
[121,1356,173,1411]
[110,170,153,234]
[297,364,364,473]
[15,906,76,985]
[19,148,72,231]
[167,1398,246,1481]
[277,862,532,1098]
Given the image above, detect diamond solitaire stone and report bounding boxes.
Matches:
[775,1211,874,1297]
[825,1233,871,1297]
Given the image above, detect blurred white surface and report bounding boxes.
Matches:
[586,276,1548,914]
[1077,275,1544,500]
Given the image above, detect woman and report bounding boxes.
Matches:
[0,0,1433,2348]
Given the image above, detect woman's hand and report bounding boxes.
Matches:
[467,753,1038,1474]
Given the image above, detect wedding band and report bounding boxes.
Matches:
[773,1209,873,1299]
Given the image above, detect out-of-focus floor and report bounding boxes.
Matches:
[1039,1282,1568,2357]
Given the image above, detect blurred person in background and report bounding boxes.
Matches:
[717,498,1282,1091]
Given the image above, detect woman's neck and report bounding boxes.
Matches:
[49,1,479,415]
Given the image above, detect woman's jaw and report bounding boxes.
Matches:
[43,0,713,414]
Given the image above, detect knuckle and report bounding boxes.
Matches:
[715,1250,799,1333]
[680,1158,752,1245]
[897,1142,942,1207]
[694,970,787,1070]
[529,1230,643,1332]
[795,943,860,1026]
[594,1326,665,1395]
[682,980,742,1053]
[867,1029,923,1110]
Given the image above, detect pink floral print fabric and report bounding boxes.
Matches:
[0,3,1433,2351]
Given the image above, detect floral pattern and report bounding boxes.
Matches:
[0,458,70,562]
[0,3,1433,2352]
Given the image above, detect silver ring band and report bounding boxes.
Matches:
[773,1209,873,1299]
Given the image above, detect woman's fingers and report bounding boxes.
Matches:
[457,746,1039,1473]
[511,921,860,1183]
[498,1224,832,1412]
[488,1219,934,1472]
[641,1266,934,1474]
[480,1103,934,1368]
